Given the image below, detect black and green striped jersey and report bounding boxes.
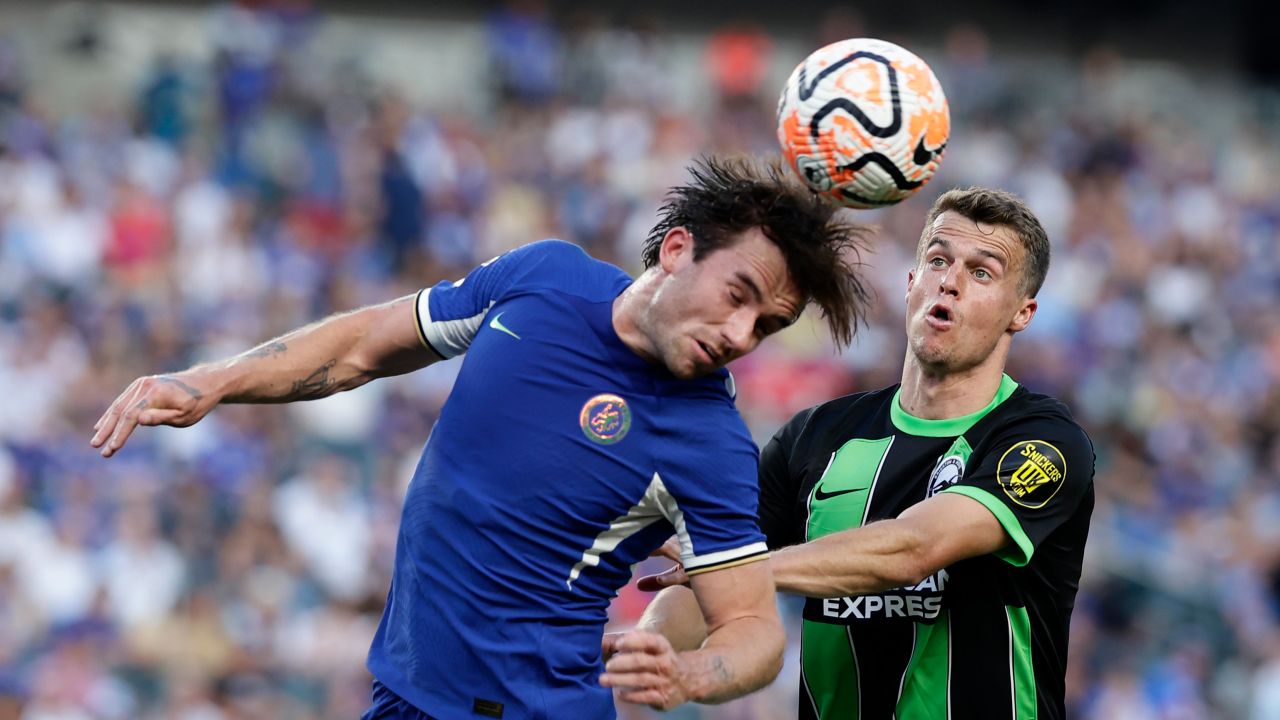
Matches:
[759,375,1094,720]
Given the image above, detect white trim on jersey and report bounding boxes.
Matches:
[649,472,767,573]
[565,473,668,590]
[861,435,895,527]
[946,609,954,719]
[800,640,821,719]
[894,622,918,717]
[682,542,769,572]
[648,472,693,561]
[564,472,765,590]
[847,625,863,715]
[415,287,492,359]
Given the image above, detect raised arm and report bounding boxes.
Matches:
[599,558,783,710]
[91,293,436,457]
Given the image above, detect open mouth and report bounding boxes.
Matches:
[927,304,953,325]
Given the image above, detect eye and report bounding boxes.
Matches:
[929,257,946,268]
[729,290,744,306]
[974,268,991,280]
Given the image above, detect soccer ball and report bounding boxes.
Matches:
[777,38,950,208]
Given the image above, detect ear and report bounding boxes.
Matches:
[906,269,916,303]
[1008,297,1037,334]
[658,226,695,274]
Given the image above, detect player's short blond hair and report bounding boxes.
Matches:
[917,188,1051,298]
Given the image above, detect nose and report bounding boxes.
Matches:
[722,308,758,357]
[939,263,962,296]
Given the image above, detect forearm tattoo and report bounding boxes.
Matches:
[711,656,732,686]
[289,359,337,399]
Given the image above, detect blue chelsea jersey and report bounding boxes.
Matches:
[366,240,768,720]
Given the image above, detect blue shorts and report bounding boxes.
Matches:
[362,679,437,720]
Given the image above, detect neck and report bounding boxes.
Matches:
[612,270,659,362]
[898,345,1010,420]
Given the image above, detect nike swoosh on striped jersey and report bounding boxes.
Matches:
[813,485,868,502]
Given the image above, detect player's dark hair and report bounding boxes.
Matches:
[641,155,872,347]
[917,188,1051,298]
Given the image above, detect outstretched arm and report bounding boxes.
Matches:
[768,492,1008,597]
[600,558,783,710]
[91,294,436,457]
[640,492,1009,598]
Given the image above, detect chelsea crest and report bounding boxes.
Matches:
[580,393,631,445]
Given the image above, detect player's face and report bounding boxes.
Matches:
[645,227,801,380]
[905,211,1036,373]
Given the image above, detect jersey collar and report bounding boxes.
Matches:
[890,374,1019,437]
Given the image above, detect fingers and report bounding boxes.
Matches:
[600,631,685,710]
[603,658,674,687]
[637,565,689,592]
[610,631,672,656]
[91,379,145,457]
[100,398,148,458]
[615,687,672,708]
[601,633,677,684]
[600,670,670,689]
[92,379,139,443]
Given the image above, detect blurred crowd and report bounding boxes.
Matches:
[0,1,1279,719]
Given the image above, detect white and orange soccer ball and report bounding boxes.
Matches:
[777,38,950,208]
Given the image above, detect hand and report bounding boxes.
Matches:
[90,374,217,457]
[637,564,690,592]
[650,536,682,565]
[598,630,690,711]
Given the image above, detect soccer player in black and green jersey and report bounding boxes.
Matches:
[636,187,1094,719]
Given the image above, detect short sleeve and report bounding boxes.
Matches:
[758,407,815,550]
[415,240,589,358]
[657,406,769,576]
[943,414,1094,567]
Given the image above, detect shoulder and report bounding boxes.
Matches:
[655,387,759,476]
[983,387,1095,484]
[663,373,753,434]
[514,238,592,263]
[996,388,1092,448]
[505,239,629,293]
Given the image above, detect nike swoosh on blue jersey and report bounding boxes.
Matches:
[489,312,521,340]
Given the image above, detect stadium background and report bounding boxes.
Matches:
[1,1,1278,718]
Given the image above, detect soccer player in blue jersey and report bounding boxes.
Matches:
[91,156,872,719]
